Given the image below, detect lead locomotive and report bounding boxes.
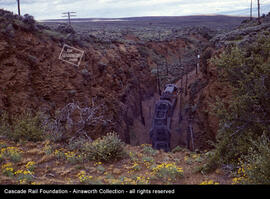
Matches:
[150,84,178,152]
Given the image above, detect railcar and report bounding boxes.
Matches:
[150,84,178,152]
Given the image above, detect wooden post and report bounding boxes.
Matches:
[258,0,260,19]
[17,0,21,16]
[157,65,161,95]
[139,87,145,126]
[68,12,71,25]
[186,125,190,150]
[189,123,195,151]
[179,88,182,123]
[196,54,200,75]
[185,71,188,96]
[250,0,253,20]
[166,59,169,76]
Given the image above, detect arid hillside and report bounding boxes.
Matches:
[2,9,262,185]
[0,9,215,145]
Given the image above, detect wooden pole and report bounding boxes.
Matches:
[166,60,168,75]
[258,0,260,19]
[196,54,200,75]
[157,65,161,95]
[17,0,21,16]
[62,12,76,26]
[139,87,145,126]
[250,0,253,20]
[68,12,71,25]
[179,87,182,123]
[185,71,188,96]
[189,123,194,151]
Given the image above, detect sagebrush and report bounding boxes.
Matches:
[83,132,126,162]
[206,35,270,177]
[0,111,45,142]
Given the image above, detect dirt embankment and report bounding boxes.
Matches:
[180,47,232,150]
[0,11,212,145]
[0,24,155,143]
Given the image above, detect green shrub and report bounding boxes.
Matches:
[0,112,11,137]
[151,162,184,181]
[0,111,45,142]
[67,137,88,151]
[83,132,126,162]
[42,29,65,41]
[142,145,157,155]
[13,112,45,142]
[9,151,22,163]
[171,146,184,153]
[141,156,155,167]
[208,35,270,170]
[15,170,34,184]
[240,134,270,184]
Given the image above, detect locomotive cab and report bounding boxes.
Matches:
[161,84,177,101]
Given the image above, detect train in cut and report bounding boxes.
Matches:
[150,84,178,152]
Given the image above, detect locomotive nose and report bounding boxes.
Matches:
[150,84,177,152]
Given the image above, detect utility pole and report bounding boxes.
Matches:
[185,70,188,96]
[17,0,21,16]
[157,64,161,95]
[166,59,169,76]
[196,54,200,75]
[250,0,253,20]
[62,12,77,26]
[257,0,260,19]
[179,76,183,124]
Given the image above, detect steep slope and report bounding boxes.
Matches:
[0,10,212,146]
[181,16,270,151]
[0,10,251,185]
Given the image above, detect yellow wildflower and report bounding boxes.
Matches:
[26,161,36,169]
[2,162,13,169]
[200,180,219,185]
[15,170,23,175]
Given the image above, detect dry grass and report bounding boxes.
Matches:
[0,138,232,185]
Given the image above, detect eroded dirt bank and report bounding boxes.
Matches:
[0,10,220,149]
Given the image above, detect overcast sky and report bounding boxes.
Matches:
[1,0,270,20]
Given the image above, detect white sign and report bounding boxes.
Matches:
[59,44,84,67]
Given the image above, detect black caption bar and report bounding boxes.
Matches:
[0,185,269,197]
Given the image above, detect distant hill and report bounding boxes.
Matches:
[41,15,248,34]
[42,15,247,25]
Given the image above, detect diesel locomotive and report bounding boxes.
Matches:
[150,84,178,152]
